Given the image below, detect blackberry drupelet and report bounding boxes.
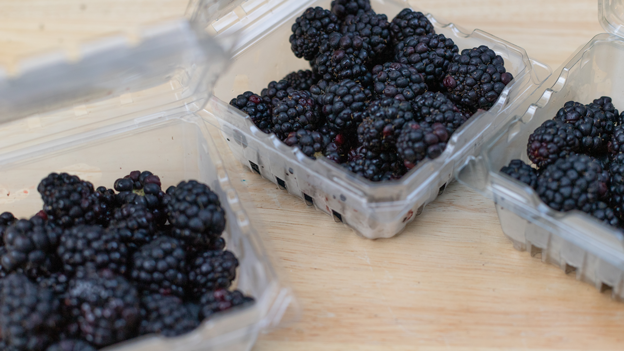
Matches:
[590,201,620,228]
[412,91,467,134]
[608,125,624,155]
[608,153,624,220]
[500,159,538,188]
[36,272,70,297]
[45,340,96,351]
[536,154,609,213]
[139,294,198,337]
[442,45,514,110]
[389,8,435,46]
[1,216,62,276]
[341,11,391,56]
[314,79,373,132]
[371,62,427,101]
[1,274,63,351]
[343,146,406,181]
[396,121,450,169]
[164,180,226,245]
[130,236,187,297]
[527,119,582,168]
[313,31,373,84]
[65,269,140,347]
[271,90,322,139]
[109,203,158,249]
[289,7,340,61]
[229,91,273,133]
[0,212,16,245]
[188,250,239,298]
[357,98,417,152]
[199,289,255,320]
[114,170,167,226]
[57,225,128,275]
[330,0,371,19]
[284,129,331,159]
[395,33,459,87]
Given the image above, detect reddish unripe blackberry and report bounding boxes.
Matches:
[536,154,609,213]
[199,289,255,320]
[527,119,582,168]
[389,8,435,46]
[395,33,458,86]
[500,159,538,188]
[396,121,450,169]
[290,7,340,61]
[442,45,513,110]
[371,62,427,101]
[229,91,273,133]
[65,270,140,347]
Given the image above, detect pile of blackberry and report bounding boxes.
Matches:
[500,96,624,231]
[0,171,253,350]
[230,0,513,182]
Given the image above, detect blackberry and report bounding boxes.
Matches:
[358,98,417,151]
[130,236,187,297]
[229,91,273,133]
[283,70,320,91]
[289,7,340,61]
[1,216,63,276]
[65,270,140,347]
[412,91,467,134]
[199,289,255,320]
[139,294,198,337]
[313,79,373,132]
[608,125,624,155]
[318,123,353,163]
[536,154,609,213]
[554,101,610,154]
[442,45,514,110]
[114,170,167,226]
[164,180,226,245]
[188,250,238,298]
[284,129,330,159]
[527,119,582,168]
[343,146,406,181]
[396,121,450,169]
[38,173,110,227]
[1,274,63,351]
[500,159,538,188]
[271,90,322,139]
[588,96,619,125]
[0,246,8,279]
[0,212,16,245]
[371,62,427,101]
[57,225,129,275]
[109,203,158,249]
[395,33,459,86]
[45,340,96,351]
[608,153,624,220]
[341,11,391,56]
[389,8,435,46]
[590,201,620,228]
[313,31,373,85]
[36,272,70,297]
[330,0,371,19]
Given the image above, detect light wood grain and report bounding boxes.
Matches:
[0,1,622,350]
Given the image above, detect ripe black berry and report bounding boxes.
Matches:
[188,250,239,298]
[130,236,187,297]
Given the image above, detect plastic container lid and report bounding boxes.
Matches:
[599,0,624,37]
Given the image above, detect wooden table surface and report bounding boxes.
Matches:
[1,0,623,350]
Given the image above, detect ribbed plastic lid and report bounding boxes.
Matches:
[0,15,229,127]
[599,0,624,37]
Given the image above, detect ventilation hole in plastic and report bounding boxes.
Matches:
[303,194,314,207]
[276,177,287,190]
[332,210,343,223]
[438,183,447,196]
[530,246,542,258]
[564,264,576,275]
[600,283,613,294]
[249,161,261,175]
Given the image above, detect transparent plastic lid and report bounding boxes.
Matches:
[0,14,230,132]
[599,0,624,37]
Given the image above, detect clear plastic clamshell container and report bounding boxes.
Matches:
[458,0,624,300]
[194,0,551,239]
[0,13,295,351]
